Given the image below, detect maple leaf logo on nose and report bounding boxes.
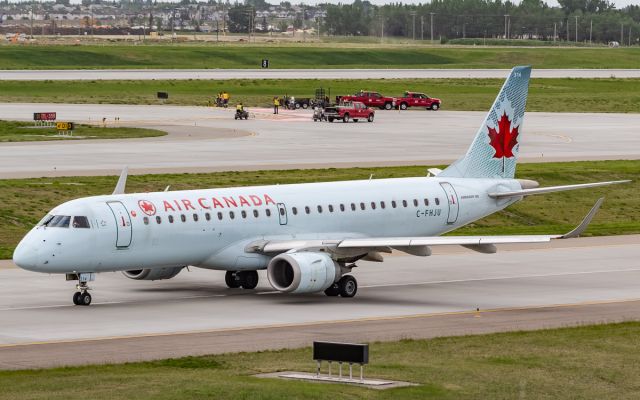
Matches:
[138,200,156,216]
[488,112,519,159]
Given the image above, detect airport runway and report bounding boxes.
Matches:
[1,68,640,81]
[1,103,640,178]
[0,235,638,369]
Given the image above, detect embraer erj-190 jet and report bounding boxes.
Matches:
[13,66,629,306]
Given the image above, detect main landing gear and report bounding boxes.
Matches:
[225,271,259,290]
[67,273,95,306]
[324,275,358,298]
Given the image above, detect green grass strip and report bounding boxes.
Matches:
[0,322,639,399]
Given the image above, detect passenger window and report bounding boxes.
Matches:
[435,198,440,205]
[193,213,199,222]
[380,201,385,209]
[351,203,356,211]
[292,207,298,215]
[143,217,149,225]
[168,215,174,223]
[253,210,259,218]
[205,213,211,221]
[217,212,223,220]
[156,216,162,224]
[266,209,272,217]
[72,216,90,228]
[280,208,285,216]
[329,205,334,212]
[392,200,397,208]
[305,206,310,214]
[413,199,418,207]
[340,204,345,212]
[317,205,323,213]
[402,200,408,207]
[424,199,429,206]
[370,202,376,210]
[181,214,186,222]
[360,202,365,210]
[229,211,235,219]
[241,210,247,219]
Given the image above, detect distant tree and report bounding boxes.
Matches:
[228,4,254,33]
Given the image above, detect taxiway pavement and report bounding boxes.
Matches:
[0,235,638,369]
[1,103,639,178]
[1,69,640,81]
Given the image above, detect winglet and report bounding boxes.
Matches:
[561,197,604,239]
[112,166,128,195]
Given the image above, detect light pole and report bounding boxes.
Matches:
[410,11,417,41]
[420,15,424,40]
[430,12,434,43]
[574,15,578,43]
[504,14,509,39]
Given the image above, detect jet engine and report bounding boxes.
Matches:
[122,266,184,281]
[267,252,340,294]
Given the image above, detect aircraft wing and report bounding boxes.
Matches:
[488,180,630,199]
[247,197,604,257]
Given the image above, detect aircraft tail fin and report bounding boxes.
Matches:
[440,66,531,179]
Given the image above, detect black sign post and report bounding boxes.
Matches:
[313,341,369,382]
[261,59,269,69]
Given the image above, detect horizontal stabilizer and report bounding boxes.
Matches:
[488,180,630,199]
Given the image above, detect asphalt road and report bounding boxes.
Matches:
[1,69,639,81]
[2,103,639,178]
[0,235,638,369]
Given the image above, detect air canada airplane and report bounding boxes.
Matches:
[13,66,629,306]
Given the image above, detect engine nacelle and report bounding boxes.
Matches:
[122,266,183,281]
[267,252,340,294]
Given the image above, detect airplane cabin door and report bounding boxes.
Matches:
[107,201,132,248]
[276,203,288,225]
[439,182,459,224]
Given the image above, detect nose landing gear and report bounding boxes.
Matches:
[67,273,95,306]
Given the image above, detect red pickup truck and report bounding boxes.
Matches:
[395,92,441,110]
[324,101,375,123]
[337,91,396,110]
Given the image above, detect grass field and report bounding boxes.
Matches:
[0,322,639,399]
[0,120,166,142]
[1,78,639,113]
[0,45,639,70]
[0,160,636,260]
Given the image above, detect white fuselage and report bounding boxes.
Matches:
[14,176,521,274]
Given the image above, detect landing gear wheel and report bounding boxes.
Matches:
[225,271,241,288]
[73,291,82,305]
[338,275,358,298]
[324,283,340,297]
[239,271,259,290]
[80,292,92,306]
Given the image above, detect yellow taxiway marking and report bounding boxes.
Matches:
[1,297,639,349]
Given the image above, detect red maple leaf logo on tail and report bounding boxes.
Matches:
[138,200,156,216]
[488,112,519,158]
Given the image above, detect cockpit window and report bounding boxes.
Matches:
[46,215,71,228]
[38,214,54,226]
[73,216,90,229]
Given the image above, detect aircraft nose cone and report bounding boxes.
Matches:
[13,240,39,271]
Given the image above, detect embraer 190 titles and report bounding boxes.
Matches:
[13,66,629,306]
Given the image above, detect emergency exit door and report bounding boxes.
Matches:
[439,182,459,224]
[107,201,132,248]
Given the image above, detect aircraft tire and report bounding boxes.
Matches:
[240,271,259,290]
[324,283,340,297]
[73,291,82,305]
[225,271,241,288]
[80,292,92,306]
[338,275,358,298]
